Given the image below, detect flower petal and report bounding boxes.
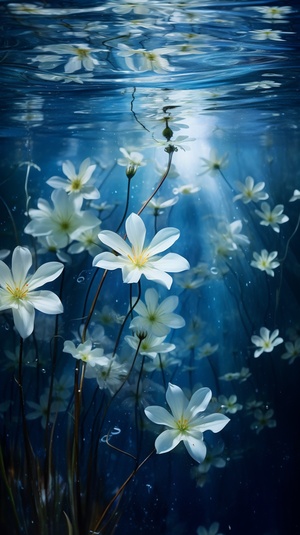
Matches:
[12,302,35,339]
[193,413,230,433]
[12,247,32,285]
[166,383,188,420]
[125,213,146,254]
[97,231,132,257]
[93,251,128,270]
[186,387,212,418]
[147,227,180,256]
[183,434,207,463]
[27,262,64,290]
[154,429,182,454]
[28,291,64,314]
[152,253,190,273]
[144,406,175,427]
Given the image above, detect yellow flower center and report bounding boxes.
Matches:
[6,283,29,300]
[76,48,90,59]
[176,417,189,432]
[128,249,149,268]
[70,178,82,192]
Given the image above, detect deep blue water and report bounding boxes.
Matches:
[0,1,300,535]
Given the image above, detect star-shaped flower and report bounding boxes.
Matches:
[255,202,289,232]
[0,246,63,339]
[251,327,283,358]
[145,383,229,463]
[250,249,280,276]
[93,212,190,289]
[47,158,100,200]
[233,176,269,203]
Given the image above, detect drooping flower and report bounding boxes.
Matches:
[24,189,100,249]
[47,158,100,200]
[144,383,229,463]
[255,202,289,232]
[233,176,269,203]
[0,246,63,339]
[93,212,190,289]
[250,249,280,276]
[251,327,283,358]
[117,148,146,179]
[129,287,185,337]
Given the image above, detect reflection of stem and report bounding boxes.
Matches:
[91,448,155,534]
[131,87,151,133]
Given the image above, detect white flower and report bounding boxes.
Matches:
[251,327,283,358]
[117,148,146,178]
[289,189,300,202]
[255,202,289,232]
[253,6,293,20]
[172,183,200,195]
[93,212,190,289]
[281,338,300,364]
[197,521,224,535]
[27,392,63,429]
[243,80,281,90]
[196,342,219,359]
[199,149,229,176]
[24,189,100,249]
[218,394,243,414]
[233,176,269,203]
[67,226,102,256]
[0,249,10,260]
[250,249,280,276]
[110,0,150,15]
[144,383,229,463]
[250,409,276,434]
[147,196,178,215]
[212,220,250,255]
[125,332,175,359]
[88,355,128,395]
[249,29,287,41]
[63,339,110,368]
[0,246,63,339]
[32,43,102,73]
[47,158,99,200]
[117,44,176,73]
[129,287,185,337]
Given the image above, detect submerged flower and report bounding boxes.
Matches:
[289,189,300,202]
[251,327,283,358]
[250,409,277,434]
[117,148,146,178]
[117,44,176,73]
[129,287,185,337]
[93,212,190,289]
[145,383,229,463]
[250,249,280,276]
[125,332,175,359]
[199,149,229,176]
[281,338,300,364]
[24,189,100,249]
[63,339,110,368]
[233,176,269,203]
[255,202,289,232]
[47,158,99,199]
[0,246,63,339]
[218,394,243,414]
[197,522,225,535]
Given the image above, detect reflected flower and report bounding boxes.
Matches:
[110,0,150,15]
[281,338,300,364]
[89,355,128,395]
[255,202,289,232]
[218,394,243,414]
[191,443,226,475]
[93,212,190,289]
[35,72,95,84]
[47,158,99,200]
[253,6,293,20]
[219,372,241,381]
[250,249,280,277]
[0,247,63,339]
[27,392,64,428]
[249,29,289,41]
[32,43,103,73]
[145,383,230,463]
[129,288,185,337]
[243,80,281,90]
[250,409,276,433]
[233,176,269,203]
[251,327,283,358]
[117,44,176,73]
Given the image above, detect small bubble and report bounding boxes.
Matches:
[77,276,85,284]
[41,368,46,374]
[210,267,218,275]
